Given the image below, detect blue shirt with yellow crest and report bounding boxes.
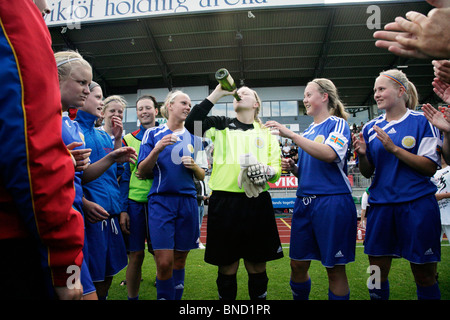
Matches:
[297,116,352,197]
[363,109,442,204]
[138,124,203,198]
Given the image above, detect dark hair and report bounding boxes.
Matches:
[136,94,158,110]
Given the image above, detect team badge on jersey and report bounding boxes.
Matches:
[187,143,194,153]
[255,137,265,149]
[401,136,416,149]
[314,135,325,144]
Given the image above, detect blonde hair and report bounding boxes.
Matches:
[309,78,348,120]
[54,50,92,82]
[102,95,127,113]
[378,69,418,110]
[161,90,187,120]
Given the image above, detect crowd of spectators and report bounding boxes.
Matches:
[350,122,365,134]
[280,140,299,161]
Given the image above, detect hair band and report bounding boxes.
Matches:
[381,74,407,90]
[57,57,82,67]
[312,79,326,91]
[89,81,100,91]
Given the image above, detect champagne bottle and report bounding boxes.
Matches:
[215,68,241,101]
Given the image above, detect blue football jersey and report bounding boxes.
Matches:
[363,109,442,204]
[138,124,203,197]
[61,112,88,215]
[297,116,352,197]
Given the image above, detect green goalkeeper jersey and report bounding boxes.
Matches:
[185,99,281,193]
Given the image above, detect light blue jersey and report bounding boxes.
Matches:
[363,109,442,204]
[138,124,203,198]
[297,116,352,197]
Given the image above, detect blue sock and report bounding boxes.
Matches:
[328,289,350,300]
[128,295,139,300]
[369,279,389,300]
[417,282,440,300]
[290,278,311,300]
[173,269,185,300]
[156,277,175,300]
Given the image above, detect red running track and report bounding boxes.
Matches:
[199,217,379,245]
[199,216,292,245]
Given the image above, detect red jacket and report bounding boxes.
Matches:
[0,0,84,288]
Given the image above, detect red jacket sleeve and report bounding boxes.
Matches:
[0,0,84,287]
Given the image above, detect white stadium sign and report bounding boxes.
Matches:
[44,0,400,27]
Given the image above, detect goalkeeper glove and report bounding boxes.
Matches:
[237,153,264,198]
[247,163,276,186]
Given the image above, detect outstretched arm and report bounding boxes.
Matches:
[265,120,337,163]
[82,146,137,184]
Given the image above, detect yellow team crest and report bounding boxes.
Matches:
[314,135,325,144]
[187,144,194,153]
[401,136,416,149]
[255,137,265,149]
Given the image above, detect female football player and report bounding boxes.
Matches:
[137,90,205,300]
[75,77,136,300]
[185,85,283,300]
[266,78,356,300]
[353,69,442,300]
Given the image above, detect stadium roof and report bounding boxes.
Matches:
[48,0,440,108]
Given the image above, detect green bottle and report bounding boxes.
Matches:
[215,68,241,101]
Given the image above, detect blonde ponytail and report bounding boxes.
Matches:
[310,78,348,120]
[406,80,418,110]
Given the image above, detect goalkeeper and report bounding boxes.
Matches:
[185,85,283,300]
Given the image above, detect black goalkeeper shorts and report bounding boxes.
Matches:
[204,190,284,266]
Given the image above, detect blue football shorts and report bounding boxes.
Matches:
[364,193,441,264]
[290,194,357,267]
[148,194,199,251]
[85,216,128,282]
[126,200,150,252]
[80,258,95,295]
[80,232,95,295]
